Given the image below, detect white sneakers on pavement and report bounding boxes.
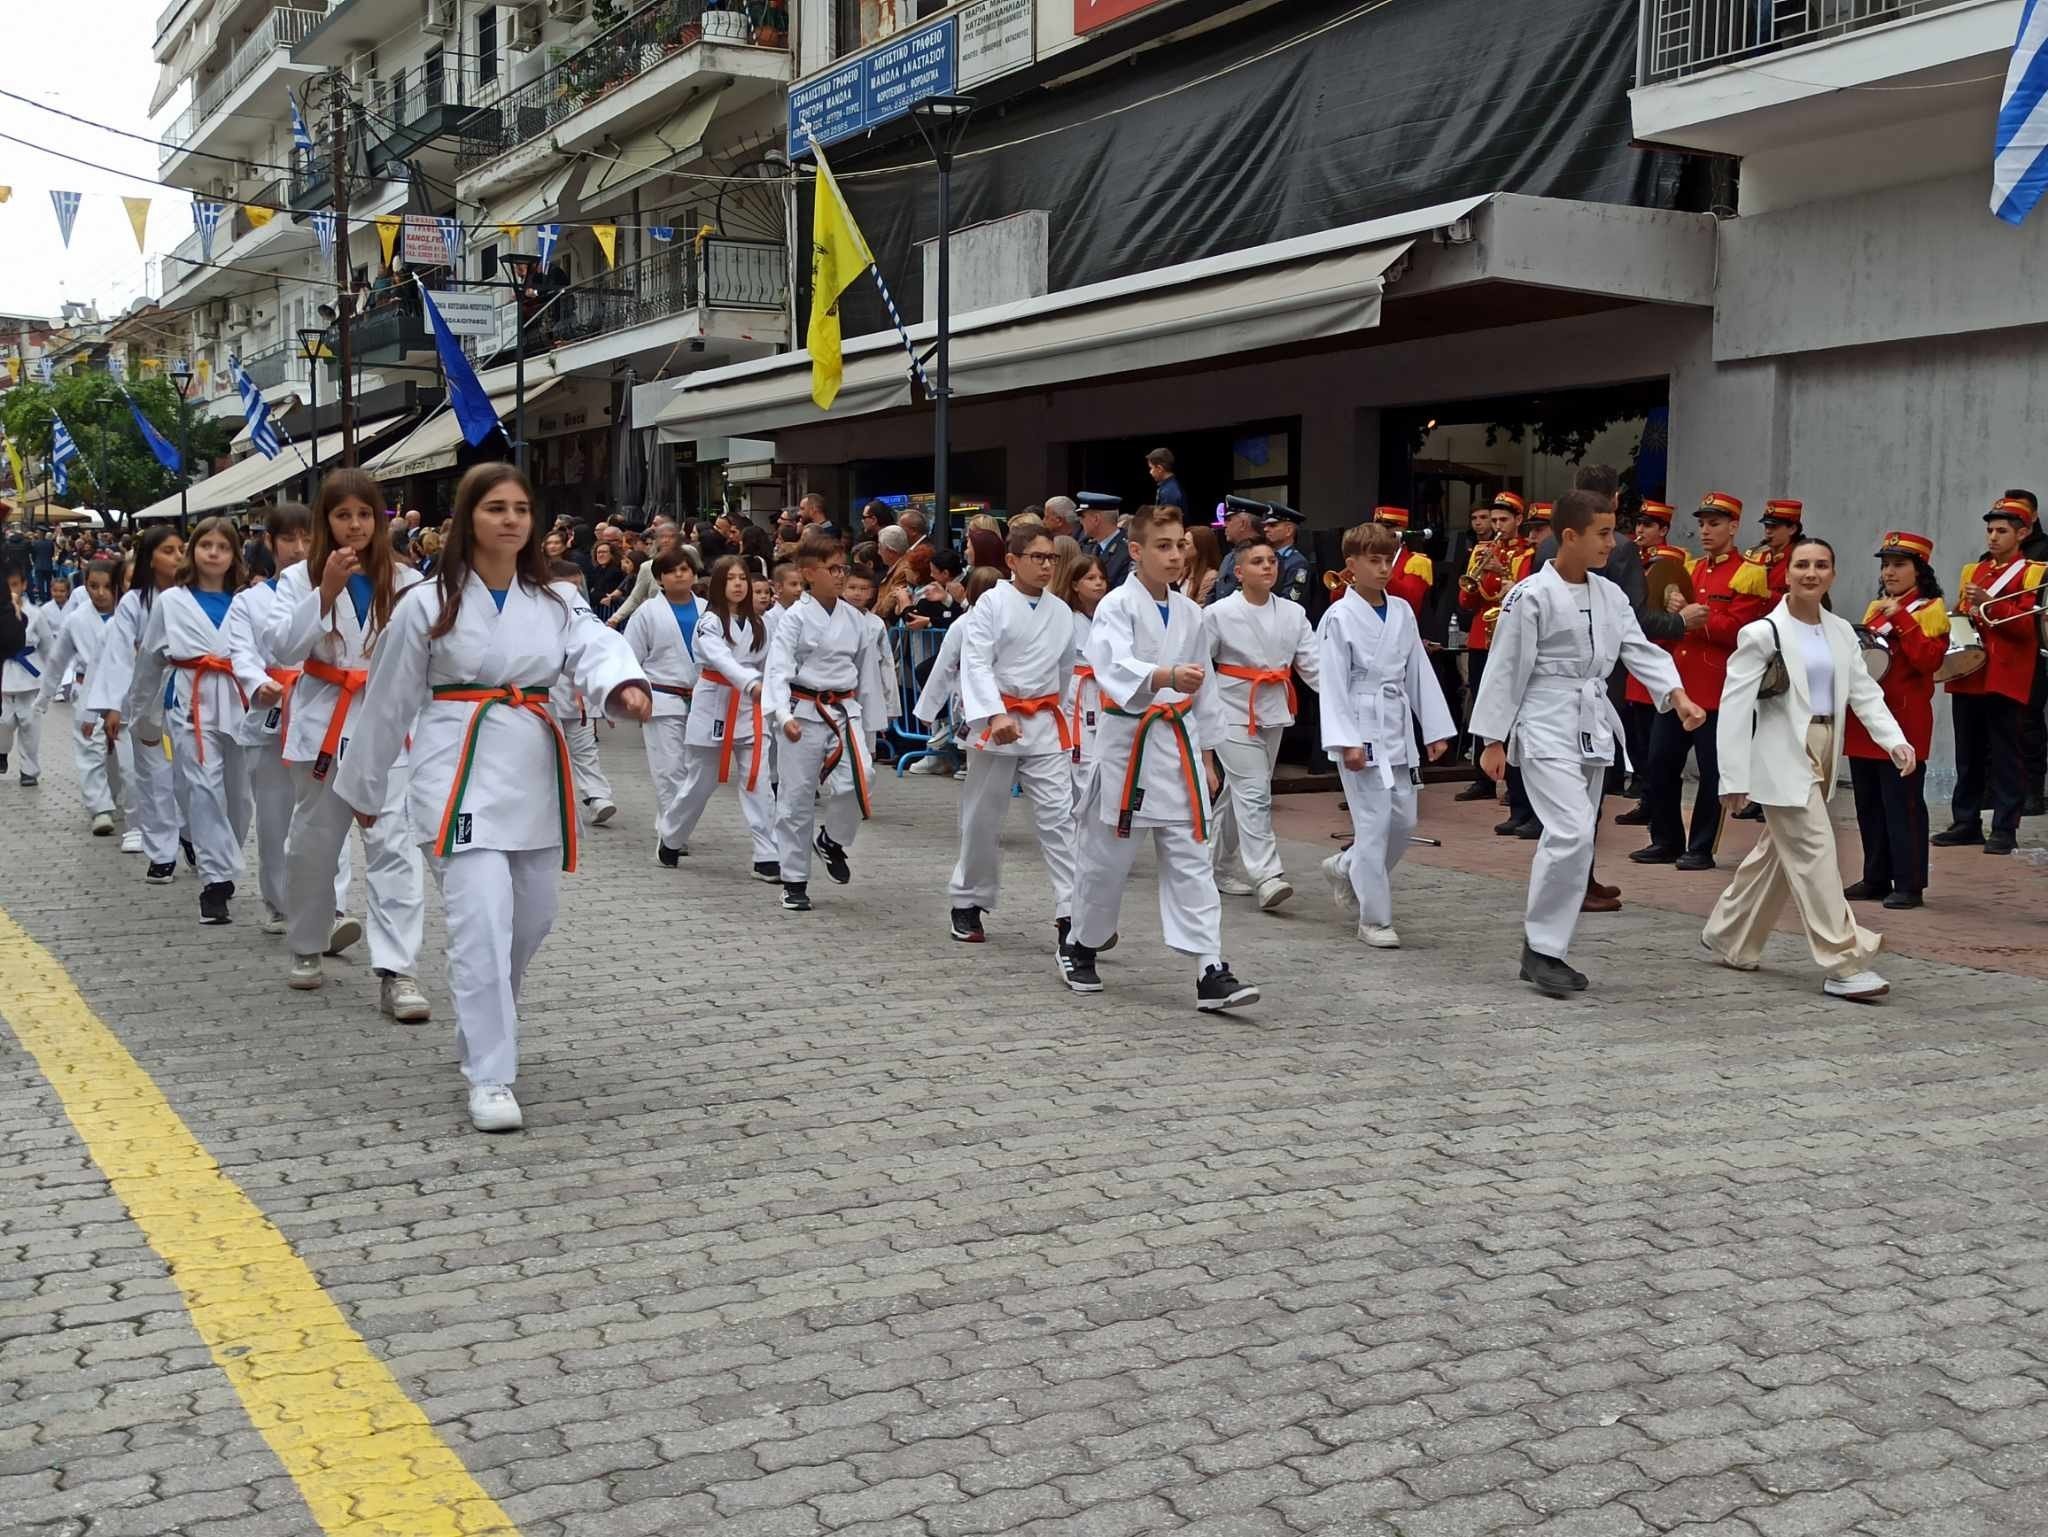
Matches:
[1214,873,1256,897]
[261,906,288,936]
[379,974,432,1023]
[1359,924,1401,949]
[1824,971,1890,1002]
[1321,853,1358,918]
[1256,876,1293,911]
[587,799,617,825]
[91,812,114,836]
[288,954,322,989]
[468,1083,523,1132]
[120,830,143,854]
[325,917,364,956]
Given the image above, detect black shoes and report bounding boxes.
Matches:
[1842,880,1885,902]
[950,906,985,943]
[1882,890,1923,910]
[1058,936,1101,992]
[1455,781,1495,802]
[815,831,851,885]
[1613,804,1650,826]
[751,861,782,883]
[180,837,197,871]
[1985,833,2016,856]
[1519,943,1588,997]
[1516,820,1542,840]
[657,842,682,868]
[1196,963,1259,1013]
[18,774,36,788]
[199,882,232,925]
[1930,822,1982,847]
[145,861,176,885]
[1731,802,1765,822]
[1494,815,1528,837]
[1629,844,1680,865]
[781,882,811,911]
[2026,791,2047,817]
[1675,851,1716,872]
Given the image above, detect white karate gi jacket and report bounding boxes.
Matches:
[33,605,116,709]
[127,587,269,746]
[763,593,889,730]
[264,559,424,768]
[688,608,770,753]
[1316,588,1455,781]
[624,597,702,719]
[1082,577,1216,831]
[957,582,1076,758]
[1198,591,1320,746]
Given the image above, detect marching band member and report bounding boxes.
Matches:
[1316,523,1454,947]
[1845,532,1947,910]
[267,470,429,1019]
[1052,552,1109,816]
[1615,500,1679,821]
[947,525,1078,945]
[1373,506,1433,619]
[1471,491,1704,996]
[1060,503,1258,1012]
[669,555,778,881]
[625,547,702,865]
[32,561,123,834]
[1755,500,1803,601]
[1201,541,1320,910]
[126,517,267,925]
[1632,492,1769,871]
[88,526,190,883]
[333,462,652,1133]
[1703,536,1911,1001]
[1932,497,2044,856]
[1455,491,1526,802]
[1495,503,1555,839]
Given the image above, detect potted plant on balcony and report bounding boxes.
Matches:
[755,3,786,46]
[702,0,751,45]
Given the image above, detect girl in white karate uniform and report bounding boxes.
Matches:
[266,470,429,1020]
[89,526,191,883]
[333,462,651,1132]
[625,547,703,864]
[1052,553,1109,817]
[127,518,269,924]
[2,572,45,785]
[32,562,124,834]
[660,555,779,879]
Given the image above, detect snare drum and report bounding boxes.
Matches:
[1934,615,1987,684]
[1853,624,1891,683]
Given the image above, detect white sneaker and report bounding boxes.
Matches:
[1823,970,1889,1002]
[588,799,616,826]
[1697,937,1758,972]
[1321,852,1358,917]
[288,954,323,990]
[325,917,364,957]
[907,755,945,775]
[379,974,432,1023]
[1359,924,1401,949]
[90,812,114,836]
[1256,876,1294,911]
[468,1083,523,1132]
[261,905,288,936]
[1215,874,1256,897]
[120,829,143,854]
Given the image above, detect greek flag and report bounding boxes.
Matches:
[648,225,674,242]
[290,90,315,155]
[194,198,226,261]
[50,190,81,248]
[311,209,335,261]
[437,215,462,268]
[228,353,281,460]
[536,222,560,269]
[50,414,79,497]
[1994,0,2048,223]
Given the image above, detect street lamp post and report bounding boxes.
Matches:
[909,94,975,552]
[494,253,541,474]
[297,326,328,503]
[169,362,195,535]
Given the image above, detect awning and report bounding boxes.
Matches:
[640,197,1487,443]
[585,88,726,204]
[479,165,588,242]
[361,378,562,480]
[132,415,405,519]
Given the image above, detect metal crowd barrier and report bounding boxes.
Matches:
[883,621,952,774]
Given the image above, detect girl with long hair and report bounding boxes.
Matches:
[1180,523,1221,604]
[88,524,188,879]
[665,554,778,879]
[125,517,266,925]
[1051,551,1110,814]
[334,463,651,1133]
[266,469,429,1019]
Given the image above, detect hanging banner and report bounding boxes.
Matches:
[401,213,448,267]
[50,190,82,247]
[592,223,617,268]
[436,215,462,268]
[122,197,151,253]
[374,213,402,265]
[535,222,561,269]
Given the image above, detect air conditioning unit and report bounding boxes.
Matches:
[228,302,254,329]
[348,47,376,86]
[422,0,456,35]
[547,0,586,20]
[206,177,233,200]
[510,3,543,50]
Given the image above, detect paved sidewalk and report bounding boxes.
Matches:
[4,706,2048,1537]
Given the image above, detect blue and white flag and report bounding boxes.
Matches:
[417,283,501,449]
[1995,0,2048,223]
[290,90,315,155]
[437,215,462,268]
[311,208,335,261]
[108,351,126,382]
[124,391,182,475]
[50,414,79,497]
[50,190,81,248]
[193,198,226,261]
[536,222,561,269]
[36,357,54,384]
[228,353,281,460]
[648,225,674,243]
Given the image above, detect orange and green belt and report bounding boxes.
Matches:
[428,683,579,871]
[1105,697,1206,842]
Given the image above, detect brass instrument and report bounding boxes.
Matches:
[1644,554,1694,616]
[1459,533,1516,602]
[1967,580,2044,628]
[1323,569,1351,594]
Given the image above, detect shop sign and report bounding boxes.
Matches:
[790,14,957,155]
[961,0,1032,88]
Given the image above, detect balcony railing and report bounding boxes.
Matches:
[522,236,785,351]
[455,0,781,174]
[1640,0,1971,83]
[162,8,327,162]
[239,340,305,391]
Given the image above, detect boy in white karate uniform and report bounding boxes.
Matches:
[947,526,1078,945]
[1470,490,1706,995]
[2,571,44,785]
[1201,541,1320,911]
[1316,523,1456,947]
[33,562,124,832]
[546,560,618,828]
[625,547,703,864]
[763,531,890,910]
[1062,503,1259,1013]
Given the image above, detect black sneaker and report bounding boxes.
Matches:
[781,882,811,912]
[1629,844,1681,865]
[1842,880,1886,902]
[1454,780,1493,802]
[950,906,985,943]
[1675,851,1717,872]
[1613,804,1650,826]
[1493,815,1526,837]
[1196,963,1259,1012]
[145,861,176,885]
[1882,890,1923,910]
[815,831,851,885]
[18,774,36,788]
[1732,802,1765,822]
[198,882,231,925]
[0,752,8,772]
[1515,820,1542,840]
[1058,937,1101,992]
[1519,943,1588,996]
[180,837,197,871]
[1984,833,2017,856]
[1930,822,1983,847]
[657,842,682,868]
[752,861,782,883]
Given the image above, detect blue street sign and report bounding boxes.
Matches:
[791,15,958,156]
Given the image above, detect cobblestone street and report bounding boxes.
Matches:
[5,707,2048,1537]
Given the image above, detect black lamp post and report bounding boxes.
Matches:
[909,93,975,551]
[169,361,195,535]
[476,253,541,472]
[297,325,329,502]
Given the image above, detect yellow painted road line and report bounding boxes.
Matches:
[0,908,520,1537]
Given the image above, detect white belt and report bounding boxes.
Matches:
[1528,674,1624,767]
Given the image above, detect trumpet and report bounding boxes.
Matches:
[1458,533,1513,596]
[1966,581,2043,628]
[1324,569,1352,593]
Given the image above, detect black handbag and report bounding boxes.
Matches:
[1756,615,1791,700]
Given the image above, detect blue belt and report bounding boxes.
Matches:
[7,647,38,679]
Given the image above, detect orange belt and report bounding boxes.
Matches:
[265,665,301,737]
[169,654,247,764]
[699,668,763,791]
[429,684,579,872]
[1106,698,1206,843]
[792,685,871,818]
[1215,664,1297,734]
[980,692,1076,753]
[1069,665,1097,763]
[303,656,368,780]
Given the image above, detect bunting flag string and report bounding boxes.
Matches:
[244,203,275,230]
[536,222,561,269]
[50,189,81,247]
[121,196,150,252]
[311,208,335,261]
[648,225,674,242]
[192,197,224,260]
[592,223,617,269]
[437,214,462,268]
[374,213,401,265]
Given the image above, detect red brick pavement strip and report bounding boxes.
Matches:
[1274,782,2048,979]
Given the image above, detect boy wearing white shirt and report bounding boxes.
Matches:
[1316,523,1456,946]
[33,562,124,832]
[948,527,1077,944]
[1200,541,1320,910]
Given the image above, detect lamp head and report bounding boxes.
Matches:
[295,326,327,361]
[500,252,541,288]
[910,94,977,164]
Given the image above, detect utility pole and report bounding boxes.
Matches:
[327,70,356,465]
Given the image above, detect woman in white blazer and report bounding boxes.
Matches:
[1701,536,1915,1001]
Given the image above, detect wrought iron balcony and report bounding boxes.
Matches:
[238,340,302,391]
[160,8,327,165]
[522,237,786,352]
[1640,0,1972,84]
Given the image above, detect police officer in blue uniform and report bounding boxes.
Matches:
[1263,504,1315,611]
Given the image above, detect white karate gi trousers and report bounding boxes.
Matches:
[171,725,251,885]
[131,727,184,865]
[432,847,558,1088]
[1070,811,1221,960]
[247,745,347,919]
[949,750,1078,918]
[1336,768,1419,928]
[670,743,778,863]
[561,717,614,809]
[1520,757,1608,960]
[72,716,119,816]
[1209,729,1286,885]
[1,690,42,778]
[775,716,867,883]
[284,763,423,972]
[643,717,692,850]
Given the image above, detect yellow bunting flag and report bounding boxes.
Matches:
[0,186,11,204]
[5,438,27,498]
[807,144,874,411]
[197,357,211,390]
[121,197,151,252]
[374,213,401,264]
[593,223,617,268]
[243,204,274,229]
[496,222,522,243]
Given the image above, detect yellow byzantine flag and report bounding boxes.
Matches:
[592,223,617,269]
[807,144,873,411]
[4,437,26,498]
[374,213,401,265]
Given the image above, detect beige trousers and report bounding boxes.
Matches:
[1702,723,1881,979]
